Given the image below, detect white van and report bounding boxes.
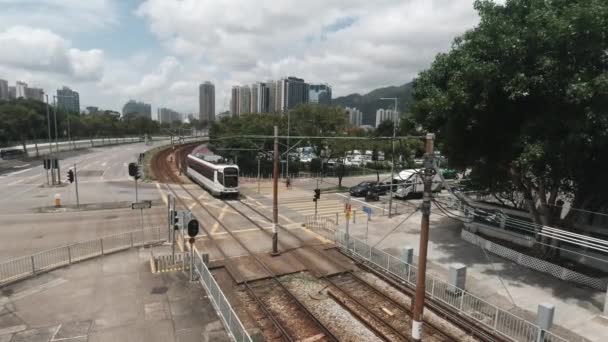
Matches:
[393,169,443,199]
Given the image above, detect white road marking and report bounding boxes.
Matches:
[50,324,62,341]
[334,192,385,210]
[2,167,34,177]
[0,324,27,336]
[0,278,67,305]
[7,178,25,185]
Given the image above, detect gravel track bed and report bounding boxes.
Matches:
[281,272,383,342]
[355,270,480,342]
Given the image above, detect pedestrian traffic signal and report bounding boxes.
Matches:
[313,188,321,201]
[67,169,74,183]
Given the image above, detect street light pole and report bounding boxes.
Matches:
[286,111,290,181]
[271,126,280,255]
[381,97,398,218]
[45,94,55,185]
[52,96,61,184]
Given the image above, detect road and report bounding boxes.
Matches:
[0,140,172,260]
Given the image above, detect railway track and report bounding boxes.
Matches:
[152,142,504,341]
[153,143,338,341]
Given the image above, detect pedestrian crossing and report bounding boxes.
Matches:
[274,189,370,222]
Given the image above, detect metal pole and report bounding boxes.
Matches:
[272,126,279,255]
[286,111,290,180]
[257,158,261,193]
[167,194,172,242]
[189,241,195,281]
[45,95,56,186]
[74,163,80,208]
[366,215,370,244]
[412,132,435,341]
[53,98,61,184]
[388,114,396,218]
[315,178,319,220]
[67,114,71,150]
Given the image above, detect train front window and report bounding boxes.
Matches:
[223,167,238,188]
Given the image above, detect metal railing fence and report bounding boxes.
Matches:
[0,227,163,287]
[192,249,252,342]
[333,230,570,342]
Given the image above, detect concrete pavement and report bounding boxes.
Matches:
[0,247,229,342]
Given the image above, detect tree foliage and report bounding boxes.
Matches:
[412,0,608,230]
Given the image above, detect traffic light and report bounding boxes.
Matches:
[67,169,74,183]
[128,162,141,180]
[187,219,199,237]
[313,188,321,201]
[172,210,180,229]
[128,162,138,177]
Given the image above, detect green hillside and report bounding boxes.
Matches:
[333,82,413,126]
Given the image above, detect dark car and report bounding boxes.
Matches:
[349,181,376,197]
[0,149,25,160]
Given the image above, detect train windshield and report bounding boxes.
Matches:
[220,167,239,188]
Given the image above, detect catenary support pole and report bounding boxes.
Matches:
[272,126,279,255]
[412,132,435,341]
[257,158,261,193]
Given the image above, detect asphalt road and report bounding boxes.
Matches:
[0,141,171,261]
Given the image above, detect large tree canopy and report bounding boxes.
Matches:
[412,0,608,229]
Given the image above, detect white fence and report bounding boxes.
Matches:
[192,249,252,342]
[0,227,163,286]
[326,226,570,342]
[461,229,608,291]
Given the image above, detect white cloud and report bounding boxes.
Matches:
[136,0,481,111]
[0,0,118,33]
[0,26,105,81]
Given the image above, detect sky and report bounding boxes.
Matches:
[0,0,484,118]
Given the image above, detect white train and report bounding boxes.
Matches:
[186,153,239,197]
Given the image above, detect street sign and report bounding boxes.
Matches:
[131,200,152,210]
[363,206,373,217]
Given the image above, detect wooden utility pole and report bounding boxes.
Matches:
[412,133,435,341]
[272,126,280,255]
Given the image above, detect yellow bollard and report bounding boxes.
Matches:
[54,194,61,207]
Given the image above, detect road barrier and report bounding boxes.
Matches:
[0,227,163,287]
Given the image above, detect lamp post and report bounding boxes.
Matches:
[45,94,55,185]
[380,97,398,218]
[55,94,77,149]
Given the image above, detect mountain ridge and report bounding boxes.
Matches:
[333,82,413,126]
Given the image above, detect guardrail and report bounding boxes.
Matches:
[192,249,252,342]
[333,230,570,342]
[0,227,163,287]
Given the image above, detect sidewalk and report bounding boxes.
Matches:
[0,246,229,342]
[338,206,607,342]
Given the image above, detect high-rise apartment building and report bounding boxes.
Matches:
[199,81,215,123]
[375,108,399,127]
[57,86,80,113]
[250,83,259,113]
[8,86,16,99]
[309,84,332,105]
[158,107,182,125]
[0,79,8,101]
[230,86,239,116]
[16,81,27,99]
[267,81,276,113]
[346,107,363,127]
[238,86,251,115]
[25,87,44,102]
[122,100,152,119]
[277,77,309,111]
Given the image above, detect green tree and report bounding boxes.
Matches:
[412,0,608,237]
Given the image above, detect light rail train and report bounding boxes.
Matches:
[186,152,239,197]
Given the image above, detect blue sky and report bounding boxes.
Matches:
[0,0,482,116]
